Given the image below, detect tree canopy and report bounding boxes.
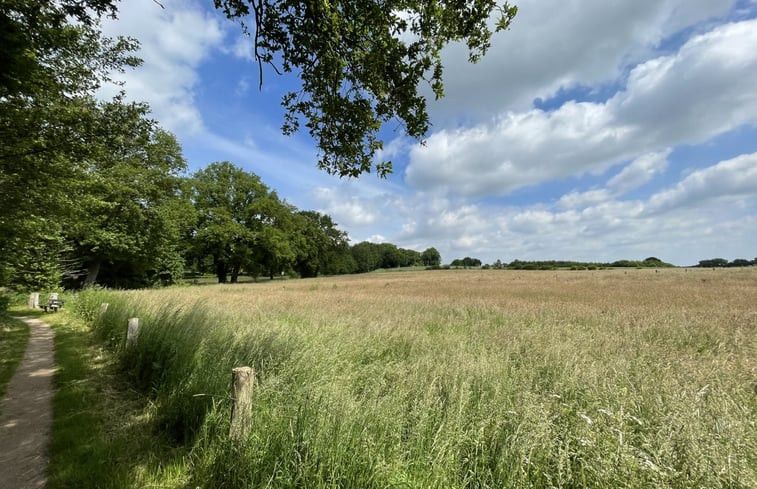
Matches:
[3,0,517,178]
[214,0,517,177]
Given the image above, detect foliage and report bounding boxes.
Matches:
[350,241,422,273]
[190,162,279,283]
[214,0,517,177]
[68,105,191,288]
[450,256,482,267]
[505,258,675,270]
[421,247,442,267]
[697,257,756,268]
[292,211,353,277]
[0,0,140,289]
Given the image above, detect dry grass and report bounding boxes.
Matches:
[74,268,757,488]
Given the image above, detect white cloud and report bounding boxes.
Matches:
[311,187,381,226]
[557,149,671,210]
[407,19,757,197]
[428,0,737,119]
[100,0,225,134]
[645,152,757,214]
[607,150,670,194]
[557,189,612,210]
[230,34,254,61]
[324,150,757,265]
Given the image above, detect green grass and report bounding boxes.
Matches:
[40,270,757,488]
[0,315,30,404]
[33,309,189,488]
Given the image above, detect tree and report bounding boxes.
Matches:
[421,247,442,266]
[351,241,382,273]
[451,256,482,268]
[0,0,140,289]
[252,195,299,280]
[66,104,191,288]
[292,211,353,278]
[215,0,517,177]
[191,162,277,283]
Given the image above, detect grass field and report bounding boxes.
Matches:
[68,268,756,488]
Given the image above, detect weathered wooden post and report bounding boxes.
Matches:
[99,303,109,317]
[229,367,254,441]
[126,318,139,348]
[28,292,40,309]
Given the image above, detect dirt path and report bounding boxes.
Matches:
[0,317,55,489]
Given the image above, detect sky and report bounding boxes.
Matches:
[100,0,757,266]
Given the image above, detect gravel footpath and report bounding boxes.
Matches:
[0,317,55,489]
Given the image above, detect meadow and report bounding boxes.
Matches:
[69,268,756,488]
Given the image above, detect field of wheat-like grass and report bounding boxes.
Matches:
[73,268,757,488]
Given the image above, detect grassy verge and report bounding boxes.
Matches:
[35,309,189,488]
[0,315,30,403]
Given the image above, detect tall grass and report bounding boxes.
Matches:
[71,269,757,488]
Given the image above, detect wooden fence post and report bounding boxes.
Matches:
[28,292,40,309]
[99,303,109,316]
[126,318,139,348]
[230,367,254,441]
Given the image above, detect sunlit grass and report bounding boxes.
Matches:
[69,268,757,488]
[41,311,190,489]
[0,315,30,405]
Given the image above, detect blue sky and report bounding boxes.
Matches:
[101,0,757,266]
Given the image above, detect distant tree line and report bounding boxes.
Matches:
[445,256,757,270]
[440,257,676,270]
[696,258,757,268]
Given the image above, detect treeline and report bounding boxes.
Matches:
[351,243,441,273]
[441,257,675,270]
[1,154,443,290]
[696,258,757,268]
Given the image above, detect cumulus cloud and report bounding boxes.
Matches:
[645,152,757,214]
[557,150,671,209]
[100,0,225,134]
[407,19,757,197]
[327,150,757,265]
[428,0,738,119]
[311,187,381,227]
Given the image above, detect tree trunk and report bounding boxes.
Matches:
[84,260,101,288]
[216,260,228,283]
[230,265,240,283]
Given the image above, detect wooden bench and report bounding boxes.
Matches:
[42,293,64,313]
